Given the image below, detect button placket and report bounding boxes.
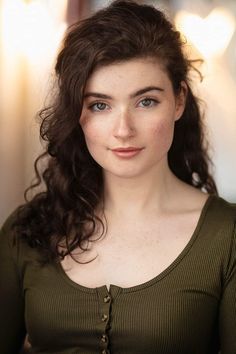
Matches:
[101,295,110,323]
[96,287,112,351]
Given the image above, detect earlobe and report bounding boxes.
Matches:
[175,81,188,121]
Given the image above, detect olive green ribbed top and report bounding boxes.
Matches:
[0,195,236,354]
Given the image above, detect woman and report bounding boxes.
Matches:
[0,1,235,353]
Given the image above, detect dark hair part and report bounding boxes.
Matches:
[13,0,217,263]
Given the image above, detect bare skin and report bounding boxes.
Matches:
[61,58,209,290]
[61,179,208,290]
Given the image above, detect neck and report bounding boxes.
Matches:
[102,160,179,218]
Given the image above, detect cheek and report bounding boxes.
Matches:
[151,118,175,148]
[81,122,103,147]
[80,121,107,164]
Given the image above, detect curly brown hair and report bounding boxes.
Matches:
[13,0,217,263]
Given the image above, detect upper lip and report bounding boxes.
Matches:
[111,147,143,152]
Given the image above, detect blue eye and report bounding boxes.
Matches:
[89,102,108,112]
[139,98,158,108]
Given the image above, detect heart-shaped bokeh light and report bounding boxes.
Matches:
[175,7,235,58]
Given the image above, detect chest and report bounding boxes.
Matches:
[25,259,220,354]
[61,212,200,289]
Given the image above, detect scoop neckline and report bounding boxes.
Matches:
[56,194,214,294]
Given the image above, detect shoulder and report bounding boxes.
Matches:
[0,206,40,266]
[196,195,236,256]
[202,195,236,238]
[205,195,236,224]
[203,195,236,262]
[198,196,236,282]
[0,208,23,273]
[0,208,20,246]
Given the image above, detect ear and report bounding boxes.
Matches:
[175,81,188,121]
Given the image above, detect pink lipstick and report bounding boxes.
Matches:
[111,147,143,158]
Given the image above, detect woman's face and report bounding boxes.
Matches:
[80,58,186,179]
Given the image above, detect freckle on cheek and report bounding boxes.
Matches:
[154,119,174,133]
[153,121,166,134]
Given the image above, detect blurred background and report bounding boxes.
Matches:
[1,0,236,225]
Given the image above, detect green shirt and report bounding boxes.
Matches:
[0,195,236,354]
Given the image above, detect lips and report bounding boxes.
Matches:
[110,147,144,158]
[111,147,143,152]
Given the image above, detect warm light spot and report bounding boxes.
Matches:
[175,7,235,58]
[1,0,67,62]
[2,0,26,54]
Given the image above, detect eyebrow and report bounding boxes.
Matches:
[83,86,164,100]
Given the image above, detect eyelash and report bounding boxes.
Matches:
[87,97,159,112]
[138,98,159,108]
[88,102,109,112]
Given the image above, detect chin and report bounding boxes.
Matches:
[104,167,145,179]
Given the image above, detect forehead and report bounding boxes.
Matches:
[84,58,172,93]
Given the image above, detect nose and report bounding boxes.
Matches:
[113,109,136,139]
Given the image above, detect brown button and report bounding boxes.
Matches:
[101,334,108,343]
[103,295,111,303]
[102,314,108,322]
